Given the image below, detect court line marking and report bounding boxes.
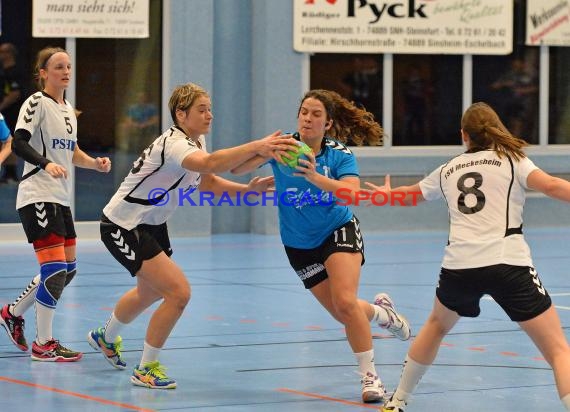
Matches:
[0,376,155,412]
[276,387,379,409]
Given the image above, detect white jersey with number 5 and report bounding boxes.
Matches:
[15,92,77,209]
[419,149,538,269]
[103,126,205,230]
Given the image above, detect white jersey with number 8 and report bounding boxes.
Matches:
[419,149,538,269]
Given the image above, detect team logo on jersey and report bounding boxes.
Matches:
[282,188,334,209]
[51,138,76,151]
[326,140,352,154]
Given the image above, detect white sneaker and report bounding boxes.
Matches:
[374,293,411,341]
[360,371,385,403]
[381,393,407,411]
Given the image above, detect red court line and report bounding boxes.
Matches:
[500,351,519,357]
[277,387,379,409]
[0,376,155,412]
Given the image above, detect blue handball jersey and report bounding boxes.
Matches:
[0,114,10,142]
[269,136,358,249]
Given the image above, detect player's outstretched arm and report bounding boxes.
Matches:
[527,169,570,202]
[183,131,297,174]
[364,176,425,206]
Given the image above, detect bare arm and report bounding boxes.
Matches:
[199,173,274,197]
[294,152,361,194]
[72,145,112,173]
[231,155,268,175]
[0,136,12,165]
[199,173,247,196]
[182,131,296,174]
[364,175,425,206]
[527,169,570,202]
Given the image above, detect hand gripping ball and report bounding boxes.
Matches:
[277,141,313,176]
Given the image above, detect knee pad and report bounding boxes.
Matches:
[65,259,77,286]
[36,262,67,308]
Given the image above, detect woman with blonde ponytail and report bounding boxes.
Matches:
[366,102,570,412]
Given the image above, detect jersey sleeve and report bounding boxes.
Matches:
[419,165,445,201]
[516,157,539,189]
[0,115,10,142]
[167,135,205,167]
[15,93,44,135]
[336,152,359,179]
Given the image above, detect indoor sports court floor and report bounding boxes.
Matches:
[1,228,569,411]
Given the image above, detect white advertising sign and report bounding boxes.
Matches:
[526,0,570,46]
[294,0,513,55]
[33,0,149,38]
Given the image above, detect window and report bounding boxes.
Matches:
[308,1,551,148]
[310,53,383,129]
[74,0,162,220]
[549,47,570,144]
[0,3,65,223]
[0,0,162,223]
[393,55,462,146]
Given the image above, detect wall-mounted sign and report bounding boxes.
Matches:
[294,0,513,55]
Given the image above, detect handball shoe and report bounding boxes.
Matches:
[131,361,177,389]
[31,339,83,362]
[87,327,126,369]
[360,371,385,403]
[374,293,411,341]
[382,393,407,411]
[0,304,28,351]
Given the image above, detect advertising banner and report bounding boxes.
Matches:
[33,0,149,38]
[294,0,513,55]
[526,0,570,46]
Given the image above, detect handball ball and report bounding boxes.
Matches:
[278,141,313,176]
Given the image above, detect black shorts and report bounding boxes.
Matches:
[284,216,365,289]
[18,202,76,243]
[100,214,173,276]
[436,264,552,322]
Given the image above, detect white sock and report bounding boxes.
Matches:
[34,301,55,345]
[372,303,390,326]
[140,341,161,367]
[11,275,40,317]
[562,393,570,410]
[103,312,126,342]
[393,355,430,403]
[355,349,377,377]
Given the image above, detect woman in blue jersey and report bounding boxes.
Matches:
[86,82,297,389]
[369,102,570,412]
[0,113,12,168]
[233,89,411,403]
[0,47,112,361]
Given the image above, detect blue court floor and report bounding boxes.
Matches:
[1,228,569,411]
